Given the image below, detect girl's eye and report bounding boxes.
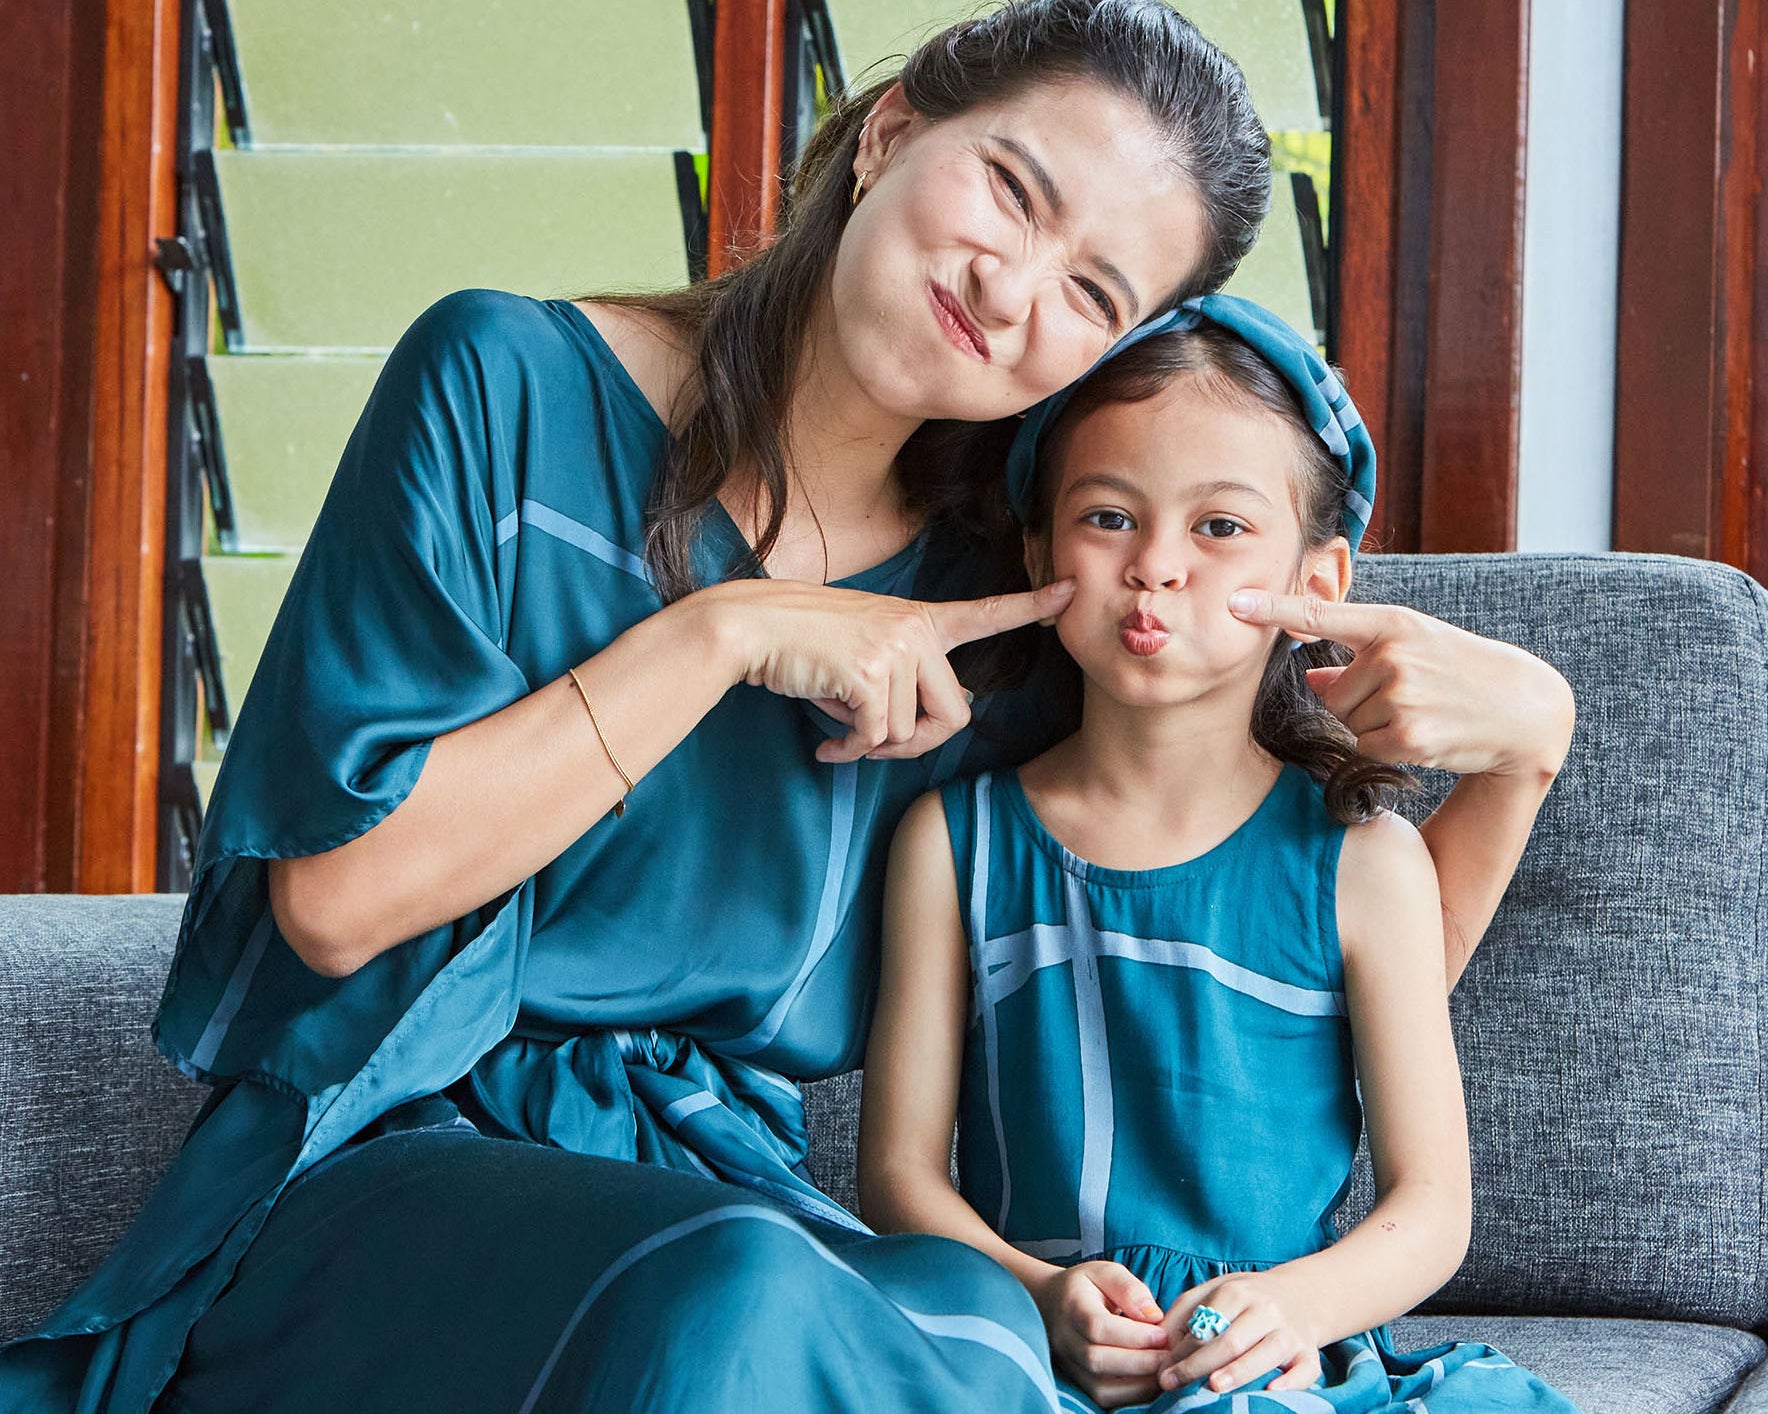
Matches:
[1197,517,1246,539]
[992,161,1032,216]
[1084,509,1134,532]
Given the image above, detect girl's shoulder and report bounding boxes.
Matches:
[1335,808,1443,971]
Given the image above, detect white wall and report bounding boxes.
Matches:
[1515,0,1624,552]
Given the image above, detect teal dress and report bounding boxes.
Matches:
[942,765,1579,1413]
[0,291,1062,1413]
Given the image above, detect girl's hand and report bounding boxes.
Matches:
[1029,1261,1169,1409]
[1156,1272,1323,1397]
[703,577,1075,763]
[1227,591,1575,780]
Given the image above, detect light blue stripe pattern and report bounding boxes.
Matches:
[1065,871,1115,1257]
[975,921,1346,1019]
[517,498,654,585]
[660,1091,721,1127]
[970,775,1014,1233]
[723,763,858,1056]
[189,910,275,1071]
[517,1203,1060,1414]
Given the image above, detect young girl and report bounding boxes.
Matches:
[859,295,1579,1412]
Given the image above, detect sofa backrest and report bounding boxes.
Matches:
[1342,552,1766,1327]
[808,552,1768,1330]
[3,552,1764,1341]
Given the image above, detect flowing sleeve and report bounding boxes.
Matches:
[154,289,546,1098]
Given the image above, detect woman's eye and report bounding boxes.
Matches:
[1078,279,1117,323]
[992,161,1032,215]
[1197,517,1246,539]
[1084,510,1133,532]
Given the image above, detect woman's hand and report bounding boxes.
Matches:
[1226,591,1575,779]
[702,577,1075,763]
[1156,1271,1323,1397]
[1028,1261,1169,1409]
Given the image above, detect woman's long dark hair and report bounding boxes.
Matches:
[1032,326,1417,824]
[590,0,1271,659]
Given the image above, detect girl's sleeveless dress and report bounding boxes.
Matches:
[0,291,1068,1413]
[940,764,1580,1413]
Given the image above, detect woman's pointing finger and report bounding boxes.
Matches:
[930,579,1076,650]
[1226,589,1395,651]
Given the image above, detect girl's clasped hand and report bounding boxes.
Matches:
[1029,1260,1330,1407]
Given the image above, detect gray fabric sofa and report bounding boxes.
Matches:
[3,551,1765,1412]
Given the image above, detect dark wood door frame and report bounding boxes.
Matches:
[1614,0,1767,580]
[1336,0,1531,555]
[0,0,178,892]
[2,0,103,892]
[707,0,789,277]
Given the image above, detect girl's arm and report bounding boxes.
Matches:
[860,792,1168,1407]
[1157,811,1470,1397]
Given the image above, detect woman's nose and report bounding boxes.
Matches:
[968,251,1038,328]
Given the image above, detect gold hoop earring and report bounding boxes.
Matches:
[851,172,868,207]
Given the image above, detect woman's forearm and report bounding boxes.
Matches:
[1419,763,1558,989]
[271,586,746,975]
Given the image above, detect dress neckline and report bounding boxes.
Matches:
[998,763,1300,890]
[550,296,931,595]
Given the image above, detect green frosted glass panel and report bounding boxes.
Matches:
[203,553,300,720]
[1180,1,1323,132]
[824,0,967,85]
[209,355,383,550]
[216,150,689,351]
[230,0,703,149]
[1220,184,1315,343]
[825,1,1322,132]
[194,760,222,807]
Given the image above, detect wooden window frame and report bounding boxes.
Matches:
[0,0,1559,889]
[1614,0,1768,580]
[1,0,178,891]
[1337,0,1531,556]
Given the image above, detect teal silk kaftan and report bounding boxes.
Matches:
[0,290,1063,1413]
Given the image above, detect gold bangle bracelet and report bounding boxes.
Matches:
[566,666,634,818]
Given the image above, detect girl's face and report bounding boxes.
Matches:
[830,78,1206,425]
[1033,375,1350,710]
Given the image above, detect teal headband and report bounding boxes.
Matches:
[1004,293,1377,555]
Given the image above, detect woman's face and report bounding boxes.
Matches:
[830,78,1207,426]
[1033,376,1349,711]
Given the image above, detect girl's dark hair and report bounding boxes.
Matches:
[1033,325,1416,824]
[591,0,1272,647]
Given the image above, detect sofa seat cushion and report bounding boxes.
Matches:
[1395,1314,1766,1414]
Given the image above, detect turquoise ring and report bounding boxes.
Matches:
[1187,1305,1232,1342]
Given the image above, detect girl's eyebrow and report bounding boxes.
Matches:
[1063,471,1145,500]
[1192,478,1275,508]
[1063,472,1274,509]
[989,134,1143,321]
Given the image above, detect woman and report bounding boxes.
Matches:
[0,3,1572,1411]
